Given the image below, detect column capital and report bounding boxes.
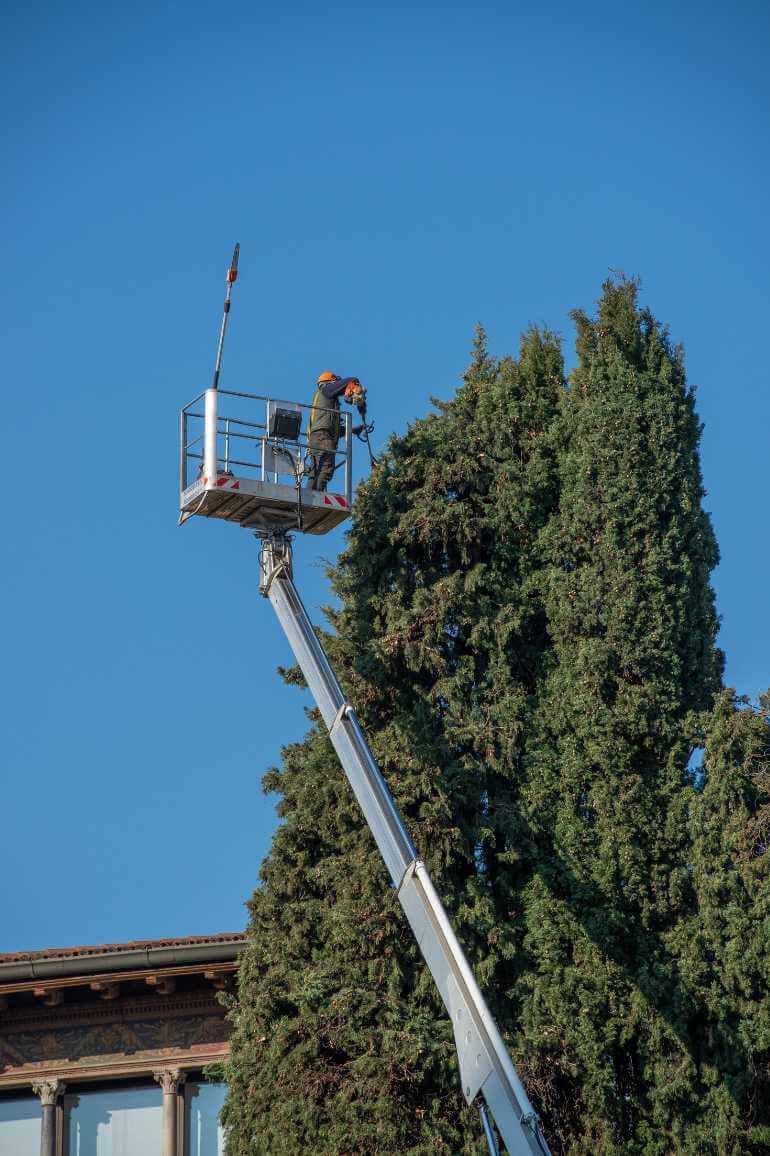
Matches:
[32,1078,65,1106]
[153,1067,185,1095]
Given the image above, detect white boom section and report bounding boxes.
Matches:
[258,539,550,1156]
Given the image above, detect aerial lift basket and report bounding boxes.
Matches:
[179,388,353,535]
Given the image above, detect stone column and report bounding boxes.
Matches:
[32,1079,65,1156]
[153,1068,185,1156]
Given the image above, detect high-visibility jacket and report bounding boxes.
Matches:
[307,377,358,441]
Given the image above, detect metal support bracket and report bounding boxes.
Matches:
[330,701,351,735]
[257,534,294,596]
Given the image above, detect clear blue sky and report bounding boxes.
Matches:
[2,0,768,952]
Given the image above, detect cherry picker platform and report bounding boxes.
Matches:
[177,249,550,1156]
[179,388,353,534]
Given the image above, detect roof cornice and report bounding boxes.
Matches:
[0,935,246,982]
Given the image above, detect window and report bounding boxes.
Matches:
[186,1082,227,1156]
[66,1086,162,1156]
[0,1097,41,1155]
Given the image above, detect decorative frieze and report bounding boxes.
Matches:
[0,1007,229,1078]
[1,990,223,1033]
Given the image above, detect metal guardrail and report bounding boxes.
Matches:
[179,389,353,505]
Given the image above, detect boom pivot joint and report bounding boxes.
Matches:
[257,533,293,597]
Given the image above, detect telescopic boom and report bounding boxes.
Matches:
[258,537,550,1156]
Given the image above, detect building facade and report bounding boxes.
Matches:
[0,933,244,1155]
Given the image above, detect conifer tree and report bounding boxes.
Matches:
[515,278,724,1150]
[223,280,739,1153]
[222,327,564,1154]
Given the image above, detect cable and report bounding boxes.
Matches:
[178,488,210,525]
[273,444,304,533]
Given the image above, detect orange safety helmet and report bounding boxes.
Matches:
[317,371,338,385]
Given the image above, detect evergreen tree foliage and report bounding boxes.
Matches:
[674,691,770,1153]
[222,326,564,1154]
[223,279,762,1155]
[515,278,724,1151]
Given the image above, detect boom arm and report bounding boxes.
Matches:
[258,537,550,1156]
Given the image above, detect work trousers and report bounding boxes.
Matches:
[308,430,338,491]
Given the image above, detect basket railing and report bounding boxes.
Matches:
[179,389,353,504]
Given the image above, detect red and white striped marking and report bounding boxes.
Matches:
[203,476,241,490]
[200,477,347,506]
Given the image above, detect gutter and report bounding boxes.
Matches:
[0,939,245,983]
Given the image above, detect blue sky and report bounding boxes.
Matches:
[2,0,768,952]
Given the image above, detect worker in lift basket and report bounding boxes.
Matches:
[306,371,365,491]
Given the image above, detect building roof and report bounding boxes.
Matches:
[0,934,241,1090]
[0,933,245,966]
[0,934,247,984]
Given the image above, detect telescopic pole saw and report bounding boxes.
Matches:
[212,243,240,391]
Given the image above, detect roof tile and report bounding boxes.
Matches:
[0,933,246,965]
